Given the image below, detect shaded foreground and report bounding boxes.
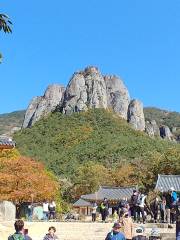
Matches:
[0,221,175,240]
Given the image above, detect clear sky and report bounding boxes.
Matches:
[0,0,180,114]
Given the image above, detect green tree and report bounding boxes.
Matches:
[0,14,12,33]
[0,13,12,63]
[70,161,113,200]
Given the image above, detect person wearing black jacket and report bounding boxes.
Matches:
[100,198,109,222]
[130,190,139,222]
[150,198,159,223]
[165,191,172,223]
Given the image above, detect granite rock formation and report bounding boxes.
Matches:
[23,84,65,128]
[145,120,160,137]
[128,99,145,131]
[0,201,16,221]
[61,67,107,114]
[104,75,130,119]
[160,125,174,140]
[23,66,145,131]
[61,67,130,120]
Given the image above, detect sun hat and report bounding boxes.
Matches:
[113,222,121,229]
[135,226,145,235]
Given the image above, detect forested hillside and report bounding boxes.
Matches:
[14,109,180,199]
[144,107,180,138]
[0,110,25,135]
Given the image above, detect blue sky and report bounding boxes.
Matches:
[0,0,180,113]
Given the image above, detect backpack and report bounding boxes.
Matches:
[12,234,25,240]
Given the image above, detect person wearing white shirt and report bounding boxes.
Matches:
[43,201,49,221]
[138,194,147,224]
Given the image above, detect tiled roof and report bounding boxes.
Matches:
[73,198,92,207]
[0,138,16,147]
[81,186,136,201]
[155,174,180,192]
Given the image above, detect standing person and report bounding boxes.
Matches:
[150,198,159,223]
[138,193,147,224]
[170,187,177,204]
[8,220,25,240]
[92,202,97,222]
[49,201,56,220]
[43,200,49,221]
[132,226,147,240]
[100,198,109,222]
[105,222,126,240]
[43,226,59,240]
[121,210,133,240]
[170,187,177,224]
[165,190,172,224]
[119,197,128,212]
[131,190,139,222]
[27,203,33,221]
[160,197,166,223]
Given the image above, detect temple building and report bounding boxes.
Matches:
[73,186,136,216]
[0,138,16,149]
[155,174,180,192]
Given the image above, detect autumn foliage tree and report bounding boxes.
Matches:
[111,163,138,187]
[0,156,59,203]
[0,148,20,160]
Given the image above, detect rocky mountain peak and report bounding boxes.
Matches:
[22,66,145,131]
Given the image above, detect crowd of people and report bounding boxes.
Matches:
[7,188,178,239]
[92,187,179,225]
[27,200,56,221]
[105,222,162,240]
[8,219,162,240]
[130,187,178,224]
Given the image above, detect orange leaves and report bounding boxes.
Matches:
[0,156,59,203]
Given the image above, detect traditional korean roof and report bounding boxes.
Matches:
[155,174,180,192]
[81,186,136,201]
[73,198,92,207]
[0,138,16,148]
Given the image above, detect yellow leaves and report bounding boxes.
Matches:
[111,164,137,187]
[0,148,20,160]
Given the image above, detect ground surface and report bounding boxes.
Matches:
[0,221,176,240]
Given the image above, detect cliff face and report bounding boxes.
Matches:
[128,100,145,131]
[22,66,144,131]
[22,84,65,128]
